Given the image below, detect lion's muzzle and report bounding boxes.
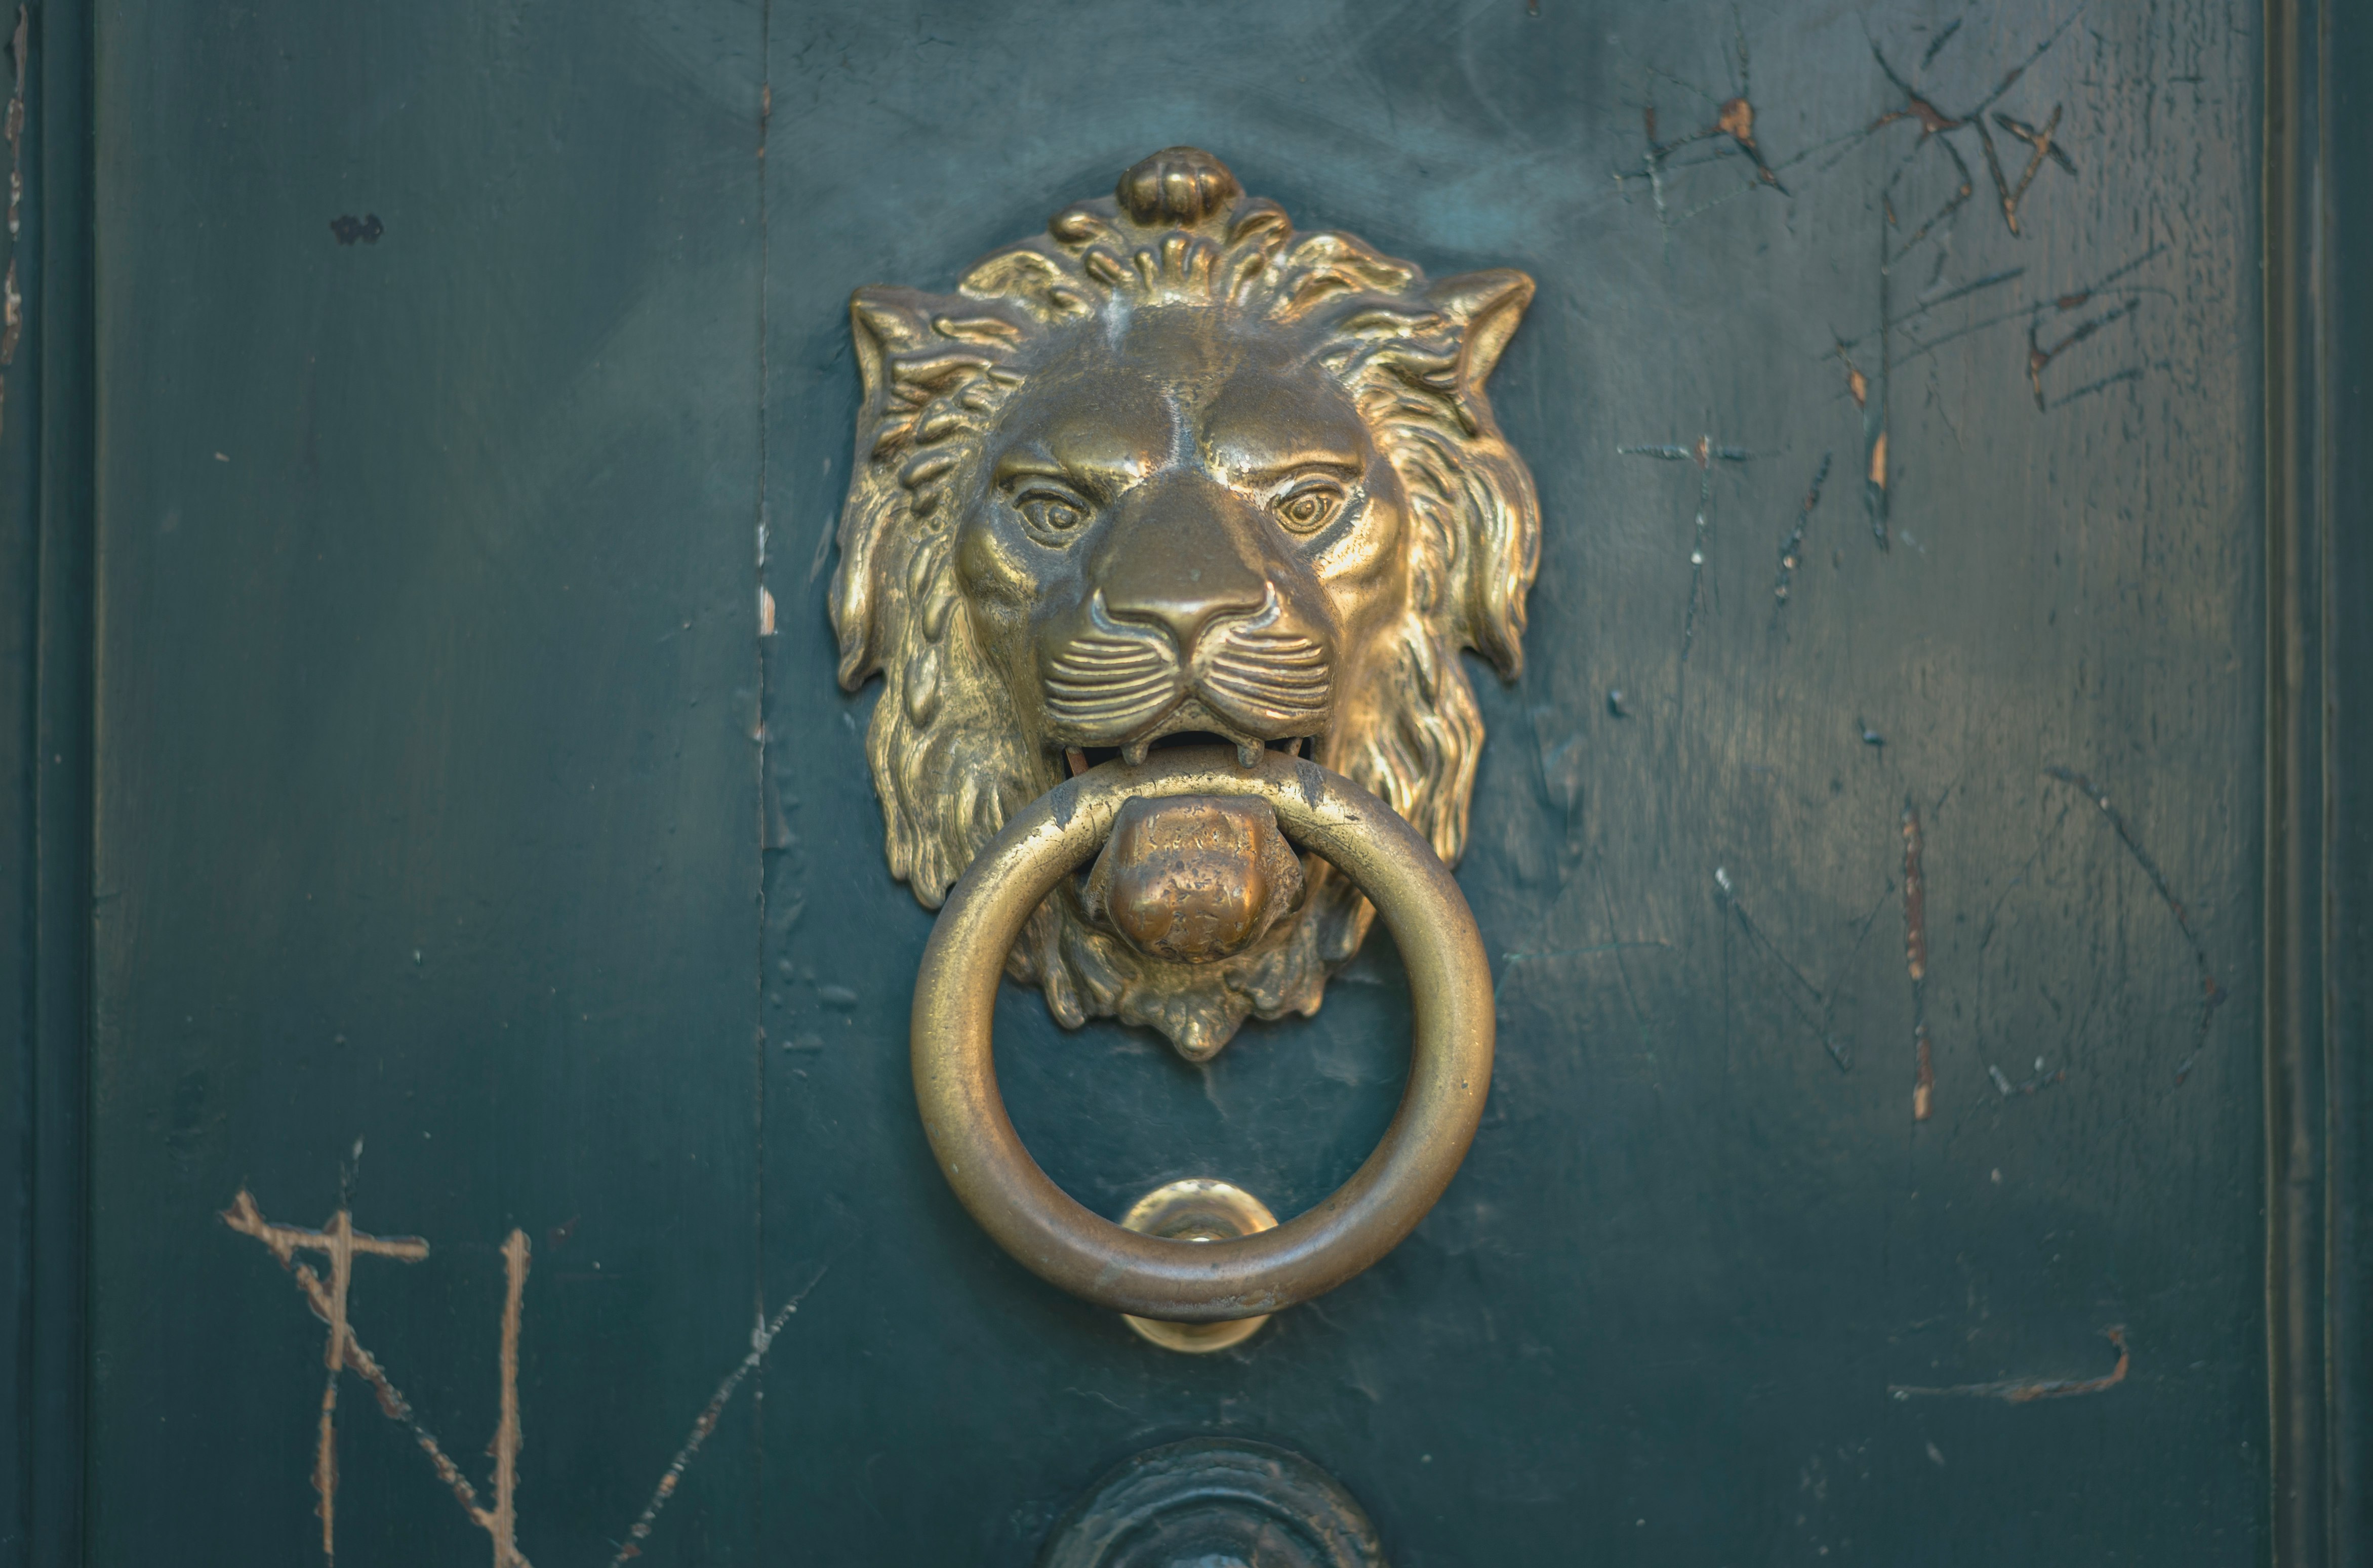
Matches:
[1040,592,1333,751]
[1038,469,1339,753]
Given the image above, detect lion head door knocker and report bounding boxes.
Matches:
[830,148,1539,1341]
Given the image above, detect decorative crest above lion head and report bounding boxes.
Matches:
[830,147,1539,1060]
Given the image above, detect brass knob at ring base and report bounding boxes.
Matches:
[909,746,1495,1325]
[1118,1179,1279,1353]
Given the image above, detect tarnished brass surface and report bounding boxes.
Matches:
[910,748,1494,1322]
[1117,1180,1279,1353]
[834,146,1537,1060]
[1081,797,1303,966]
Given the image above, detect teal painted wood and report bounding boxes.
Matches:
[3,1,97,1561]
[763,2,2268,1562]
[57,0,2313,1562]
[84,1,767,1562]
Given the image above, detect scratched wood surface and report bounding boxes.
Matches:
[84,0,2263,1562]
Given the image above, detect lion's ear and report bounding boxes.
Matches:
[1427,269,1534,395]
[847,286,948,441]
[1421,270,1538,684]
[831,288,943,691]
[832,286,1026,691]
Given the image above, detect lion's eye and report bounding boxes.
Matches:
[1015,489,1090,541]
[1272,481,1346,535]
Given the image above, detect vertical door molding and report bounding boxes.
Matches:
[3,0,94,1563]
[2264,0,2367,1561]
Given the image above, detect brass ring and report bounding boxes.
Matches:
[910,746,1494,1323]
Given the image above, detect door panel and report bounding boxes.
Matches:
[87,2,767,1562]
[763,3,2263,1560]
[82,0,2269,1562]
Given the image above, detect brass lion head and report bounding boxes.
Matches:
[831,147,1539,1060]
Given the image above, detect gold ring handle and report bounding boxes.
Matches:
[910,746,1494,1324]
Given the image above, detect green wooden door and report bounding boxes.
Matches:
[48,0,2344,1562]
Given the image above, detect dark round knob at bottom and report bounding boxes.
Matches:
[1038,1438,1387,1568]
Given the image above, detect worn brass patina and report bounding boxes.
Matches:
[1117,1179,1280,1353]
[832,147,1539,1060]
[909,747,1493,1323]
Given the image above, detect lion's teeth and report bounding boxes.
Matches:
[1237,739,1261,767]
[1123,740,1149,766]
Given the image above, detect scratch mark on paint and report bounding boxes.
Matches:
[1919,16,1962,70]
[2043,766,2228,1082]
[1713,865,1854,1071]
[1772,452,1831,603]
[1890,1326,2129,1402]
[1886,245,2164,368]
[2045,365,2144,409]
[2026,298,2140,411]
[1714,94,1786,192]
[1503,941,1672,963]
[1902,799,1934,1120]
[1988,1057,2066,1098]
[225,1189,535,1565]
[1620,434,1753,663]
[1994,108,2080,177]
[488,1230,530,1567]
[610,1263,832,1564]
[1612,18,1809,229]
[1974,813,2060,1092]
[222,1191,471,1564]
[223,1191,496,1533]
[1982,100,2073,244]
[230,1180,834,1566]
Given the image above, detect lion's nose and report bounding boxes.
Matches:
[1091,472,1272,649]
